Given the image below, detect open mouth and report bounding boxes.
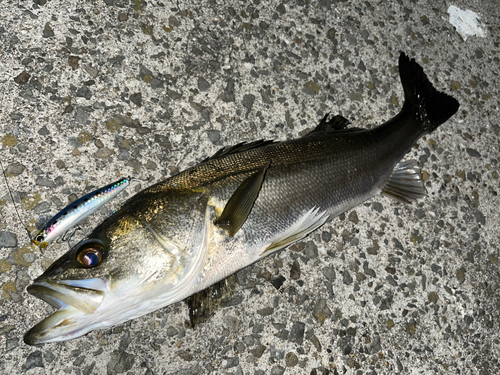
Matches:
[24,278,107,345]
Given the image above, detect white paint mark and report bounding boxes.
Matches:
[447,5,486,41]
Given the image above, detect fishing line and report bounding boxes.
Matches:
[0,158,33,242]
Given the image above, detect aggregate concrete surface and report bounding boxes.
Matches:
[1,0,499,374]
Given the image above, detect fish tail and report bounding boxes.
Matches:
[398,52,459,133]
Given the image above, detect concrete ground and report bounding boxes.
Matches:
[1,0,499,374]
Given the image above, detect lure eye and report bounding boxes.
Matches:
[35,235,44,243]
[76,242,105,267]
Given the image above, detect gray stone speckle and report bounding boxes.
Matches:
[363,262,376,278]
[414,209,426,219]
[150,77,164,89]
[466,148,481,158]
[145,160,157,170]
[37,126,50,135]
[260,88,273,105]
[6,337,19,351]
[225,357,239,368]
[42,28,54,38]
[130,92,142,107]
[84,65,98,77]
[371,202,383,213]
[370,335,382,354]
[219,91,235,103]
[207,129,221,144]
[321,230,331,242]
[5,162,25,176]
[304,241,318,258]
[242,94,255,111]
[55,176,64,186]
[73,356,85,367]
[177,350,193,361]
[139,65,152,80]
[24,351,44,370]
[271,365,285,375]
[348,210,359,224]
[464,315,474,326]
[83,363,96,375]
[154,134,171,149]
[107,350,135,374]
[117,150,130,161]
[290,259,301,280]
[343,269,353,285]
[198,77,211,91]
[257,307,274,316]
[166,326,178,337]
[167,89,182,100]
[313,299,332,324]
[35,176,56,188]
[327,28,336,39]
[95,147,115,158]
[33,201,51,214]
[224,315,241,333]
[456,267,466,283]
[271,275,286,290]
[75,106,90,124]
[474,210,486,225]
[322,266,336,281]
[289,322,305,345]
[14,71,30,85]
[251,345,266,358]
[171,364,202,375]
[76,85,92,100]
[119,330,132,351]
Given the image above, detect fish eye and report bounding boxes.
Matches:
[35,235,44,242]
[76,241,105,267]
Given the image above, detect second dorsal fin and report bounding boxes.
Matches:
[309,114,351,134]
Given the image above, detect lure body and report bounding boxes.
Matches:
[33,177,130,248]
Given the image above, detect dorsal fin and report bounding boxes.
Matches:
[309,114,351,134]
[203,140,276,162]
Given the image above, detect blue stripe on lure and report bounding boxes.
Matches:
[32,177,131,248]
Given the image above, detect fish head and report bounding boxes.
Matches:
[24,195,207,345]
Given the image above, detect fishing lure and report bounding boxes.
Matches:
[32,177,130,248]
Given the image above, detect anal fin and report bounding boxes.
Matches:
[381,160,426,204]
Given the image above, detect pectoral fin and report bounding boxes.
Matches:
[215,162,270,237]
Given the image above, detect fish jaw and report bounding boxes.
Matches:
[24,278,108,345]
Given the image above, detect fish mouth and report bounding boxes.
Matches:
[24,278,107,345]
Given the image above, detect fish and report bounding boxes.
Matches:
[32,177,130,248]
[24,53,459,345]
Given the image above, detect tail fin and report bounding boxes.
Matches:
[399,52,459,133]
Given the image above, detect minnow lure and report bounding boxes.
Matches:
[32,177,130,248]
